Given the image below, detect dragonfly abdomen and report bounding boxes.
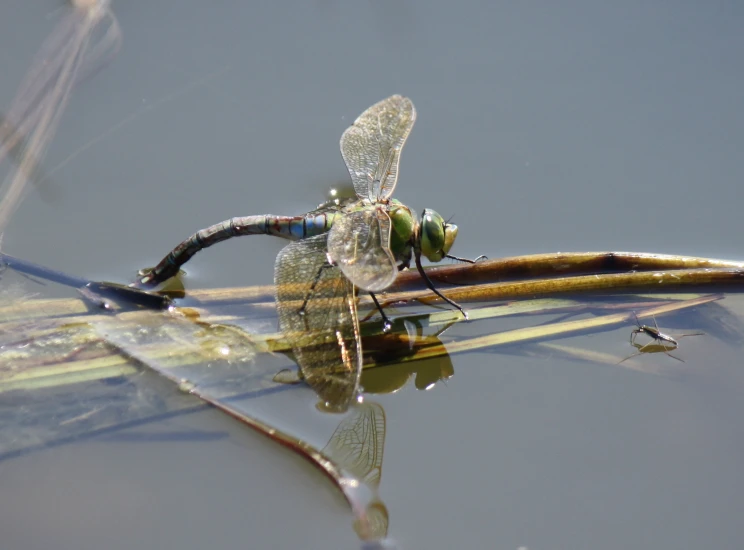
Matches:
[138,212,338,286]
[266,212,338,240]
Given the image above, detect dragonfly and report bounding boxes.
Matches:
[137,95,476,411]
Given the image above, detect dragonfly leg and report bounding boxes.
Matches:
[369,292,393,333]
[445,254,488,263]
[299,261,335,316]
[414,250,468,320]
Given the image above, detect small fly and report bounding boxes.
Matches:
[618,312,704,364]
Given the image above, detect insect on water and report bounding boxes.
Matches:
[136,95,482,412]
[618,312,704,364]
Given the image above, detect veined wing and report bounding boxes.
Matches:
[306,195,355,217]
[327,208,397,292]
[322,401,389,541]
[322,401,386,488]
[340,95,416,203]
[275,234,362,412]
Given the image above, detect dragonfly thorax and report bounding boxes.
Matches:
[387,202,416,261]
[418,208,458,262]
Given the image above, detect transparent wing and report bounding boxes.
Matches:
[340,95,416,202]
[275,234,362,412]
[322,401,386,488]
[322,401,389,541]
[306,195,355,217]
[326,208,397,292]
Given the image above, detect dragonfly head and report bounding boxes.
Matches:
[419,208,458,262]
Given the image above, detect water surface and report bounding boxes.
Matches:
[1,1,743,549]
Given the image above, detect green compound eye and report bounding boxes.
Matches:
[420,209,458,262]
[442,220,458,256]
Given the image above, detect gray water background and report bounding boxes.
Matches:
[1,1,743,549]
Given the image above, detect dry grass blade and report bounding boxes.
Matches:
[392,251,744,289]
[1,292,716,396]
[132,252,744,306]
[3,254,742,325]
[0,2,121,232]
[379,268,743,309]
